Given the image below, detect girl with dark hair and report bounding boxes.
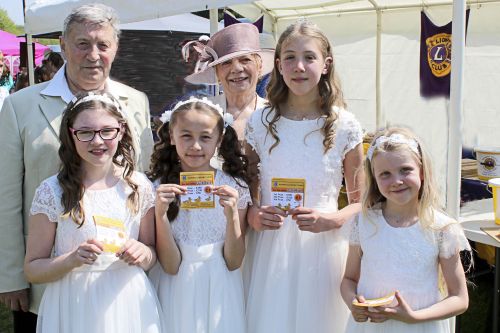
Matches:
[24,92,164,333]
[148,97,250,333]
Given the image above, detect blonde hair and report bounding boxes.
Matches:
[265,20,345,154]
[362,127,442,229]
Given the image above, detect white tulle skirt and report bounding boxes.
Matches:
[244,217,350,333]
[36,254,165,333]
[149,241,246,333]
[345,317,450,333]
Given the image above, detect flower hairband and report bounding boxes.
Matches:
[160,96,234,128]
[367,134,420,161]
[71,92,123,115]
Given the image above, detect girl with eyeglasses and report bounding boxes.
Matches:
[23,92,165,333]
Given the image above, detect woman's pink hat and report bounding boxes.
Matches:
[184,23,275,85]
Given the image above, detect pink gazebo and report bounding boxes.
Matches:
[0,29,50,76]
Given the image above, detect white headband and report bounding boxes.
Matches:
[71,92,123,115]
[160,96,234,128]
[367,134,420,161]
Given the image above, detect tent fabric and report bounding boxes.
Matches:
[24,0,248,34]
[0,30,49,58]
[0,30,49,75]
[119,13,224,33]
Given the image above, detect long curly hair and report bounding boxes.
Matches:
[265,20,345,154]
[58,92,138,226]
[148,100,248,221]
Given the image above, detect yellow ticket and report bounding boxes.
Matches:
[180,171,215,209]
[271,178,305,211]
[92,215,127,253]
[352,292,396,307]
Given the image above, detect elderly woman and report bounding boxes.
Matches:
[184,23,274,140]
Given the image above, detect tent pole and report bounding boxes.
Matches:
[446,0,466,219]
[209,8,220,95]
[375,9,382,128]
[23,0,35,86]
[26,34,35,86]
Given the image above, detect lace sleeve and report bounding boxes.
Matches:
[349,214,361,245]
[30,179,59,222]
[438,223,471,259]
[339,110,363,159]
[136,173,155,218]
[236,182,251,209]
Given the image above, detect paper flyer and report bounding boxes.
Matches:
[271,178,305,211]
[180,171,215,209]
[92,215,127,253]
[352,292,396,307]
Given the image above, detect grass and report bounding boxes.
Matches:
[0,258,495,333]
[459,257,495,333]
[0,303,13,333]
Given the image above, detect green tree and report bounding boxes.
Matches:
[0,8,23,35]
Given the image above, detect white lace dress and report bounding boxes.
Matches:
[346,208,471,333]
[30,172,165,333]
[149,170,251,333]
[244,106,363,333]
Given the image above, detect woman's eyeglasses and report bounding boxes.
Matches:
[70,127,121,142]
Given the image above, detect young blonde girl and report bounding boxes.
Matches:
[24,92,164,332]
[244,21,364,333]
[341,127,470,333]
[148,97,251,333]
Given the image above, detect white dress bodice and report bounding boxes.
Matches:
[351,208,471,310]
[158,170,251,247]
[246,106,363,211]
[31,172,155,257]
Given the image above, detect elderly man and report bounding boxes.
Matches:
[0,4,153,332]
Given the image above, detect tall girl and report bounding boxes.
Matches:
[148,97,251,333]
[341,127,470,333]
[24,92,164,333]
[244,21,364,333]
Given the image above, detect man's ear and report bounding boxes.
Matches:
[60,36,66,54]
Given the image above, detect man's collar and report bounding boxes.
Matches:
[40,64,127,103]
[40,64,74,103]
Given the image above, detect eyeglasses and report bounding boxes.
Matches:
[70,127,121,142]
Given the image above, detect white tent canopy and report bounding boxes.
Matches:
[119,13,223,33]
[24,0,247,34]
[24,0,500,219]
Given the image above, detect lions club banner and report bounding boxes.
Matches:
[420,10,470,98]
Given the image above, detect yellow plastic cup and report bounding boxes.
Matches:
[488,178,500,225]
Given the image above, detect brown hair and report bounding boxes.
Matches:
[58,92,138,226]
[265,20,346,154]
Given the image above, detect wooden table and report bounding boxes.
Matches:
[460,199,499,333]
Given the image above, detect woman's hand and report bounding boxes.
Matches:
[70,239,103,267]
[155,184,187,216]
[117,239,152,267]
[213,185,239,217]
[247,205,287,231]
